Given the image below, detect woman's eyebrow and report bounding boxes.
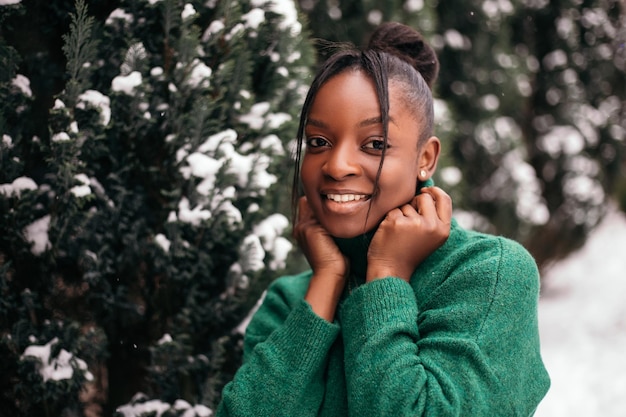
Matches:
[305,118,328,128]
[305,116,396,129]
[358,116,396,127]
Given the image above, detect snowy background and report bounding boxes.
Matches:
[534,201,626,417]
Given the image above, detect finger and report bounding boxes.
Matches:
[383,207,404,221]
[294,197,312,238]
[397,203,418,218]
[411,193,437,218]
[420,187,453,222]
[297,196,315,223]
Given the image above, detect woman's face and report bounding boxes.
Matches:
[301,70,424,238]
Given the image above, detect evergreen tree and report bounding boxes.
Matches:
[298,0,626,269]
[1,0,313,415]
[512,0,626,265]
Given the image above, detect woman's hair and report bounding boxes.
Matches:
[291,22,439,218]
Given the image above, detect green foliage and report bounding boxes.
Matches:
[1,0,314,415]
[62,0,99,107]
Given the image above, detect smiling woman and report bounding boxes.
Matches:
[217,22,550,416]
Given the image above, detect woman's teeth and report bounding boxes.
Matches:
[326,194,368,202]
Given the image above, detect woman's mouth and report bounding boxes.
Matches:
[325,193,370,203]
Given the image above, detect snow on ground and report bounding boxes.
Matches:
[535,202,626,417]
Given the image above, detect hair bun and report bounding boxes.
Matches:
[367,22,439,88]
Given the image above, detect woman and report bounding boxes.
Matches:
[217,22,550,416]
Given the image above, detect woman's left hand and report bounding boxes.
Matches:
[366,186,452,282]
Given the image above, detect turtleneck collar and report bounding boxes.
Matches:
[333,228,376,284]
[331,178,435,288]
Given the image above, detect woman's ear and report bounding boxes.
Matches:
[417,136,441,182]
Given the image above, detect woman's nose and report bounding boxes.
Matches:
[321,144,360,180]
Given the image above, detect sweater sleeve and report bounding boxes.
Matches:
[339,237,550,417]
[216,274,340,417]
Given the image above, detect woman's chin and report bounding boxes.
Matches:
[330,231,363,239]
[325,223,378,239]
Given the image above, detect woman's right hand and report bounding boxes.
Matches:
[366,186,452,283]
[293,196,348,280]
[294,197,348,321]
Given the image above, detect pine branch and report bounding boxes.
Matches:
[61,0,98,107]
[120,42,148,76]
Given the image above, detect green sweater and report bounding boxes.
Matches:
[217,220,550,416]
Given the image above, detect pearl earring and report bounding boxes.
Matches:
[420,170,427,179]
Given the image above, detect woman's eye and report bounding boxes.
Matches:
[306,137,330,148]
[363,138,387,151]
